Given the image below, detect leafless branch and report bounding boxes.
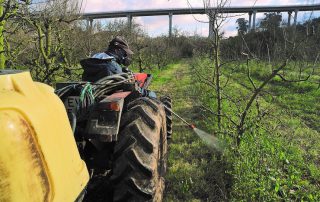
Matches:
[200,103,238,126]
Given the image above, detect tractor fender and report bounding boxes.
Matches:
[85,91,132,142]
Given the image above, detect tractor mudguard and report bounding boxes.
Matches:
[85,91,131,142]
[134,73,148,87]
[134,73,153,88]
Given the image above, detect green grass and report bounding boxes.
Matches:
[147,59,320,201]
[149,61,232,201]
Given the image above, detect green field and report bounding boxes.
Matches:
[148,59,320,201]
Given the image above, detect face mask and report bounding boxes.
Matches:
[122,57,132,66]
[118,49,131,66]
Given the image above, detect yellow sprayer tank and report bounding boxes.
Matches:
[0,70,89,202]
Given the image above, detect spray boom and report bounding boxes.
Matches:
[162,104,223,151]
[163,105,195,129]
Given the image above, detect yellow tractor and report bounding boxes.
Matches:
[0,69,172,201]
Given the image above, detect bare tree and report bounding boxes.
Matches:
[0,0,31,69]
[17,0,82,83]
[190,1,319,146]
[188,0,232,129]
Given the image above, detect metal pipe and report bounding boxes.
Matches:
[69,112,77,133]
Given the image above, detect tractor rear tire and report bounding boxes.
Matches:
[160,96,172,139]
[111,97,167,202]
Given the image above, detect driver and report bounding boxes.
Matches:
[81,36,134,82]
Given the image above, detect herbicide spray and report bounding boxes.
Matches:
[163,105,223,151]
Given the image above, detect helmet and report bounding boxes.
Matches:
[108,37,133,66]
[108,36,134,55]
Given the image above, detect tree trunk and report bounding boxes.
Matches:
[214,29,222,130]
[0,1,5,69]
[138,55,143,72]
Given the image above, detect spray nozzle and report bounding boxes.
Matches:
[162,104,223,151]
[189,124,196,129]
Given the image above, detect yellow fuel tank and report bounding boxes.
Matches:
[0,70,89,202]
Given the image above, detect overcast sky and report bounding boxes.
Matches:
[81,0,320,37]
